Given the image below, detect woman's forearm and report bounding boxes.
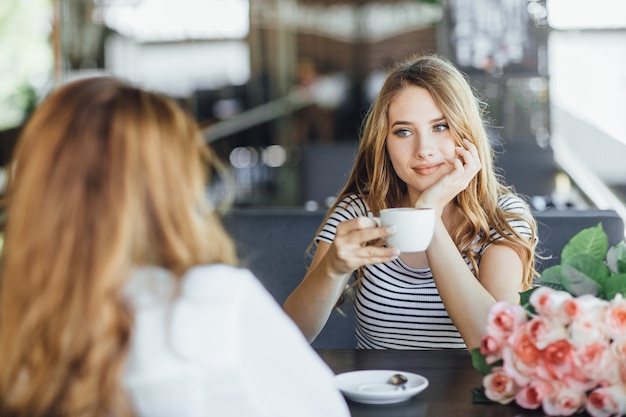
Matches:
[426,220,497,350]
[283,257,353,342]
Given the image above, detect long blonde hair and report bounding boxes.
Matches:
[329,54,537,288]
[0,77,237,416]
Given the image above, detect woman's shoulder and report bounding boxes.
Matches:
[317,194,370,240]
[126,265,265,305]
[184,264,258,286]
[332,193,370,217]
[494,193,535,238]
[497,193,532,215]
[181,264,268,301]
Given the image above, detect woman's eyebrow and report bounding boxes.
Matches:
[390,116,446,127]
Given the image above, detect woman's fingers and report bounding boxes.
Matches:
[456,138,481,174]
[335,216,391,245]
[417,139,482,212]
[334,245,399,270]
[332,217,399,271]
[449,139,481,185]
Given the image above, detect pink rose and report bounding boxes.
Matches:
[610,337,626,363]
[515,378,554,410]
[486,301,527,338]
[560,298,580,323]
[605,297,626,340]
[526,315,568,349]
[540,339,576,381]
[502,329,541,386]
[569,315,609,346]
[542,384,585,416]
[511,328,542,367]
[477,290,626,416]
[574,341,613,382]
[480,334,504,364]
[559,294,607,325]
[586,385,626,417]
[530,287,572,319]
[483,367,518,404]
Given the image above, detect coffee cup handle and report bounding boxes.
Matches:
[372,217,381,227]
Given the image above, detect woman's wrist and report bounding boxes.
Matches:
[324,258,354,284]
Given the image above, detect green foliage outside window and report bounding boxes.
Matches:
[0,0,52,130]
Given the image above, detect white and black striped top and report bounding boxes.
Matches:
[316,194,533,350]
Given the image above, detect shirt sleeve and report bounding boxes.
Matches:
[236,271,351,417]
[480,194,535,254]
[317,194,369,244]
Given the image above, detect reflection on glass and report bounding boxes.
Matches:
[103,0,249,42]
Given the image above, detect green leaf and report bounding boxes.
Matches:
[520,287,538,315]
[563,255,610,286]
[607,242,626,274]
[472,386,493,404]
[535,266,567,291]
[560,262,602,296]
[471,348,496,374]
[561,224,608,263]
[603,273,626,300]
[520,287,538,307]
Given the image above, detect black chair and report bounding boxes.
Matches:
[222,208,625,349]
[534,209,624,271]
[221,209,323,307]
[221,208,353,349]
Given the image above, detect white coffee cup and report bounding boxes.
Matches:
[373,208,435,252]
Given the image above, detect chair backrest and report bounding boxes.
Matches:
[534,209,624,271]
[222,208,625,348]
[221,209,324,306]
[221,208,353,348]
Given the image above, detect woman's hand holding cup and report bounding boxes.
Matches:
[328,217,400,274]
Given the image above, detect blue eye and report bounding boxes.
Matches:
[393,128,411,137]
[433,123,449,132]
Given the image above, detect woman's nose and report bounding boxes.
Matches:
[414,135,436,158]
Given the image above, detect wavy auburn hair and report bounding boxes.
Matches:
[0,77,236,416]
[329,54,537,288]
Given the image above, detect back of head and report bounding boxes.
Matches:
[0,77,236,416]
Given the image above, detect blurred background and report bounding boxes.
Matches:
[1,0,625,226]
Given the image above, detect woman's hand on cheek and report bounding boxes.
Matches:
[415,139,482,213]
[449,138,481,189]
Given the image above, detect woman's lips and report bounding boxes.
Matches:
[412,163,443,176]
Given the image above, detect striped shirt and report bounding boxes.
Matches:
[316,194,533,350]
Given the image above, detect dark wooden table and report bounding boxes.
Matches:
[317,349,550,417]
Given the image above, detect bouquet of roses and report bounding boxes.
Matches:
[472,224,626,417]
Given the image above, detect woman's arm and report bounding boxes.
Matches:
[283,217,399,342]
[415,139,526,350]
[425,219,524,350]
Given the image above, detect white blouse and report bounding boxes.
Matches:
[123,264,350,417]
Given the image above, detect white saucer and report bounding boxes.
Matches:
[335,370,429,405]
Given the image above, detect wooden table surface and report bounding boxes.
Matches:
[317,349,550,417]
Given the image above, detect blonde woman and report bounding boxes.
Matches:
[0,77,349,417]
[284,54,537,350]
